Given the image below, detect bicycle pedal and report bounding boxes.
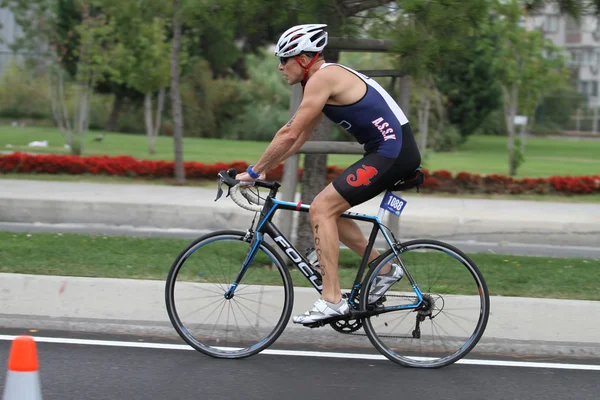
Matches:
[302,315,342,328]
[303,321,327,329]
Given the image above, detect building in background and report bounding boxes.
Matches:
[0,7,24,75]
[525,3,600,108]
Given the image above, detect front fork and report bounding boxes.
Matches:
[224,231,262,299]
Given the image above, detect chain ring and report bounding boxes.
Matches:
[329,294,420,336]
[330,318,363,333]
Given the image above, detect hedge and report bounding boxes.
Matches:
[1,152,599,195]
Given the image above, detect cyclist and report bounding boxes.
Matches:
[235,24,422,324]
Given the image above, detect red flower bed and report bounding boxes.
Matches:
[1,152,599,196]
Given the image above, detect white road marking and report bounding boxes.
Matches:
[1,335,598,371]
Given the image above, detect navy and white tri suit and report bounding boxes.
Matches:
[318,63,421,206]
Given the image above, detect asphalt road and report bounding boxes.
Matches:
[0,331,598,400]
[1,222,599,258]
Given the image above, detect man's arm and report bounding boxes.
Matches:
[279,113,324,161]
[251,75,332,175]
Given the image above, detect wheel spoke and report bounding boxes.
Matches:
[363,240,489,368]
[166,233,291,359]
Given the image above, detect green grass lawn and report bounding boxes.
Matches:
[1,126,599,178]
[0,232,598,300]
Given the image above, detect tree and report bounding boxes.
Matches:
[436,30,503,138]
[171,0,185,184]
[388,0,490,155]
[523,0,592,17]
[103,0,171,153]
[2,0,117,155]
[482,0,569,176]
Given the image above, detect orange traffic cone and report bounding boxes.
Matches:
[2,336,42,400]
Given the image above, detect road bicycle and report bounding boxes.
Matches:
[165,168,490,368]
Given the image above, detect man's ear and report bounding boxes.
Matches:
[299,54,309,64]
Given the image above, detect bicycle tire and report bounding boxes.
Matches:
[165,230,294,359]
[360,239,490,368]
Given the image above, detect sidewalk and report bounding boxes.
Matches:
[1,179,600,246]
[1,273,599,359]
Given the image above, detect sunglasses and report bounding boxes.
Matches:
[279,57,290,65]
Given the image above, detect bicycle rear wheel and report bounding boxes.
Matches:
[361,239,490,368]
[165,230,293,358]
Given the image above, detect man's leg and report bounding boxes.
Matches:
[309,184,352,304]
[337,218,393,275]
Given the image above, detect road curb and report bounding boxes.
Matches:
[1,314,599,360]
[2,197,599,246]
[1,273,599,359]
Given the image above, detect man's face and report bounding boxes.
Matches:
[278,55,307,85]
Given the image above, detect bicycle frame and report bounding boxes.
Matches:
[225,189,424,313]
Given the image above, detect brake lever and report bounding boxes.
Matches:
[215,178,224,201]
[215,170,240,201]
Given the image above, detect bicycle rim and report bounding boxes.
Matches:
[165,230,293,359]
[361,239,490,368]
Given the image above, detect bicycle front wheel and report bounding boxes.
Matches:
[361,239,490,368]
[165,230,293,359]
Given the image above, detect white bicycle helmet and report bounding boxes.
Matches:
[275,24,328,58]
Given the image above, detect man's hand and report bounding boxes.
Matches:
[235,171,266,186]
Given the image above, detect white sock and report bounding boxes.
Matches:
[325,299,345,310]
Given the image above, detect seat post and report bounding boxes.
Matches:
[377,190,390,220]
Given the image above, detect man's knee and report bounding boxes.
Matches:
[309,194,328,221]
[310,186,349,221]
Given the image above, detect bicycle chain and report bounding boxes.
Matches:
[330,294,420,338]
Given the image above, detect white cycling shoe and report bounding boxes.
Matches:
[368,263,404,304]
[292,298,349,324]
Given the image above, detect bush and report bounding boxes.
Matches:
[530,120,563,136]
[87,94,115,132]
[3,152,599,196]
[181,59,252,138]
[0,63,52,120]
[221,101,289,141]
[535,88,585,129]
[473,109,506,136]
[220,51,291,141]
[429,124,464,152]
[0,61,135,133]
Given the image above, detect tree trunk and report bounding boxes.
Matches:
[58,68,71,134]
[280,84,304,245]
[49,67,68,137]
[388,76,397,96]
[106,92,124,132]
[70,82,91,156]
[144,87,165,155]
[520,118,528,154]
[144,93,155,154]
[154,86,165,137]
[417,98,430,155]
[397,75,412,118]
[72,83,81,138]
[503,84,519,176]
[431,87,445,148]
[296,119,331,252]
[81,84,92,133]
[170,0,185,184]
[49,63,78,152]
